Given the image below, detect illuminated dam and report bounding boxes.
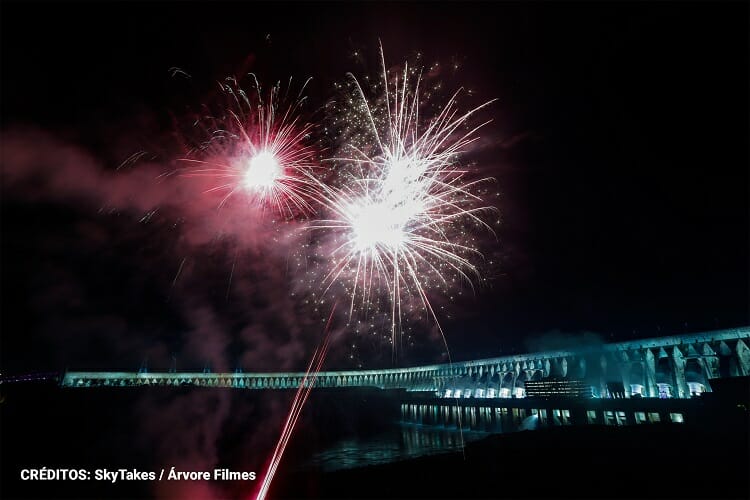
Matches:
[61,327,749,400]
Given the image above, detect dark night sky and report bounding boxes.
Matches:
[1,1,748,372]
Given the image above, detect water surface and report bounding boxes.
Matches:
[303,423,490,472]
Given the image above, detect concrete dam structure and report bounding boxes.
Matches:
[61,327,750,401]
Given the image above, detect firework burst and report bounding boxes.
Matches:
[311,46,498,350]
[179,75,322,218]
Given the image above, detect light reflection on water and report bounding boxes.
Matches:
[304,424,489,472]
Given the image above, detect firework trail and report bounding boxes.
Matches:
[254,302,338,500]
[310,45,497,351]
[179,75,322,218]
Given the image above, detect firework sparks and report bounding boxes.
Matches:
[179,75,322,218]
[310,46,497,349]
[255,303,337,500]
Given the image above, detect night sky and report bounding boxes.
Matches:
[1,1,748,374]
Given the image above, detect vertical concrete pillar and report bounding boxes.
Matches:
[736,339,750,376]
[551,359,561,378]
[618,352,631,399]
[671,347,689,399]
[599,355,609,398]
[701,343,719,377]
[718,341,735,377]
[644,348,658,398]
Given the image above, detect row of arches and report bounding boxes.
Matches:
[61,337,749,396]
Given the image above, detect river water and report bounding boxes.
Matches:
[302,423,489,472]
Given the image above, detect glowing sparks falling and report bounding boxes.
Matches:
[180,75,322,218]
[311,47,497,348]
[255,303,337,500]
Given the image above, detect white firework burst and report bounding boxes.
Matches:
[311,46,497,349]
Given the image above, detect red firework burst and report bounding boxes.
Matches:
[179,75,322,218]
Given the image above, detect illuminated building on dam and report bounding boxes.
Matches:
[523,378,592,398]
[59,327,749,399]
